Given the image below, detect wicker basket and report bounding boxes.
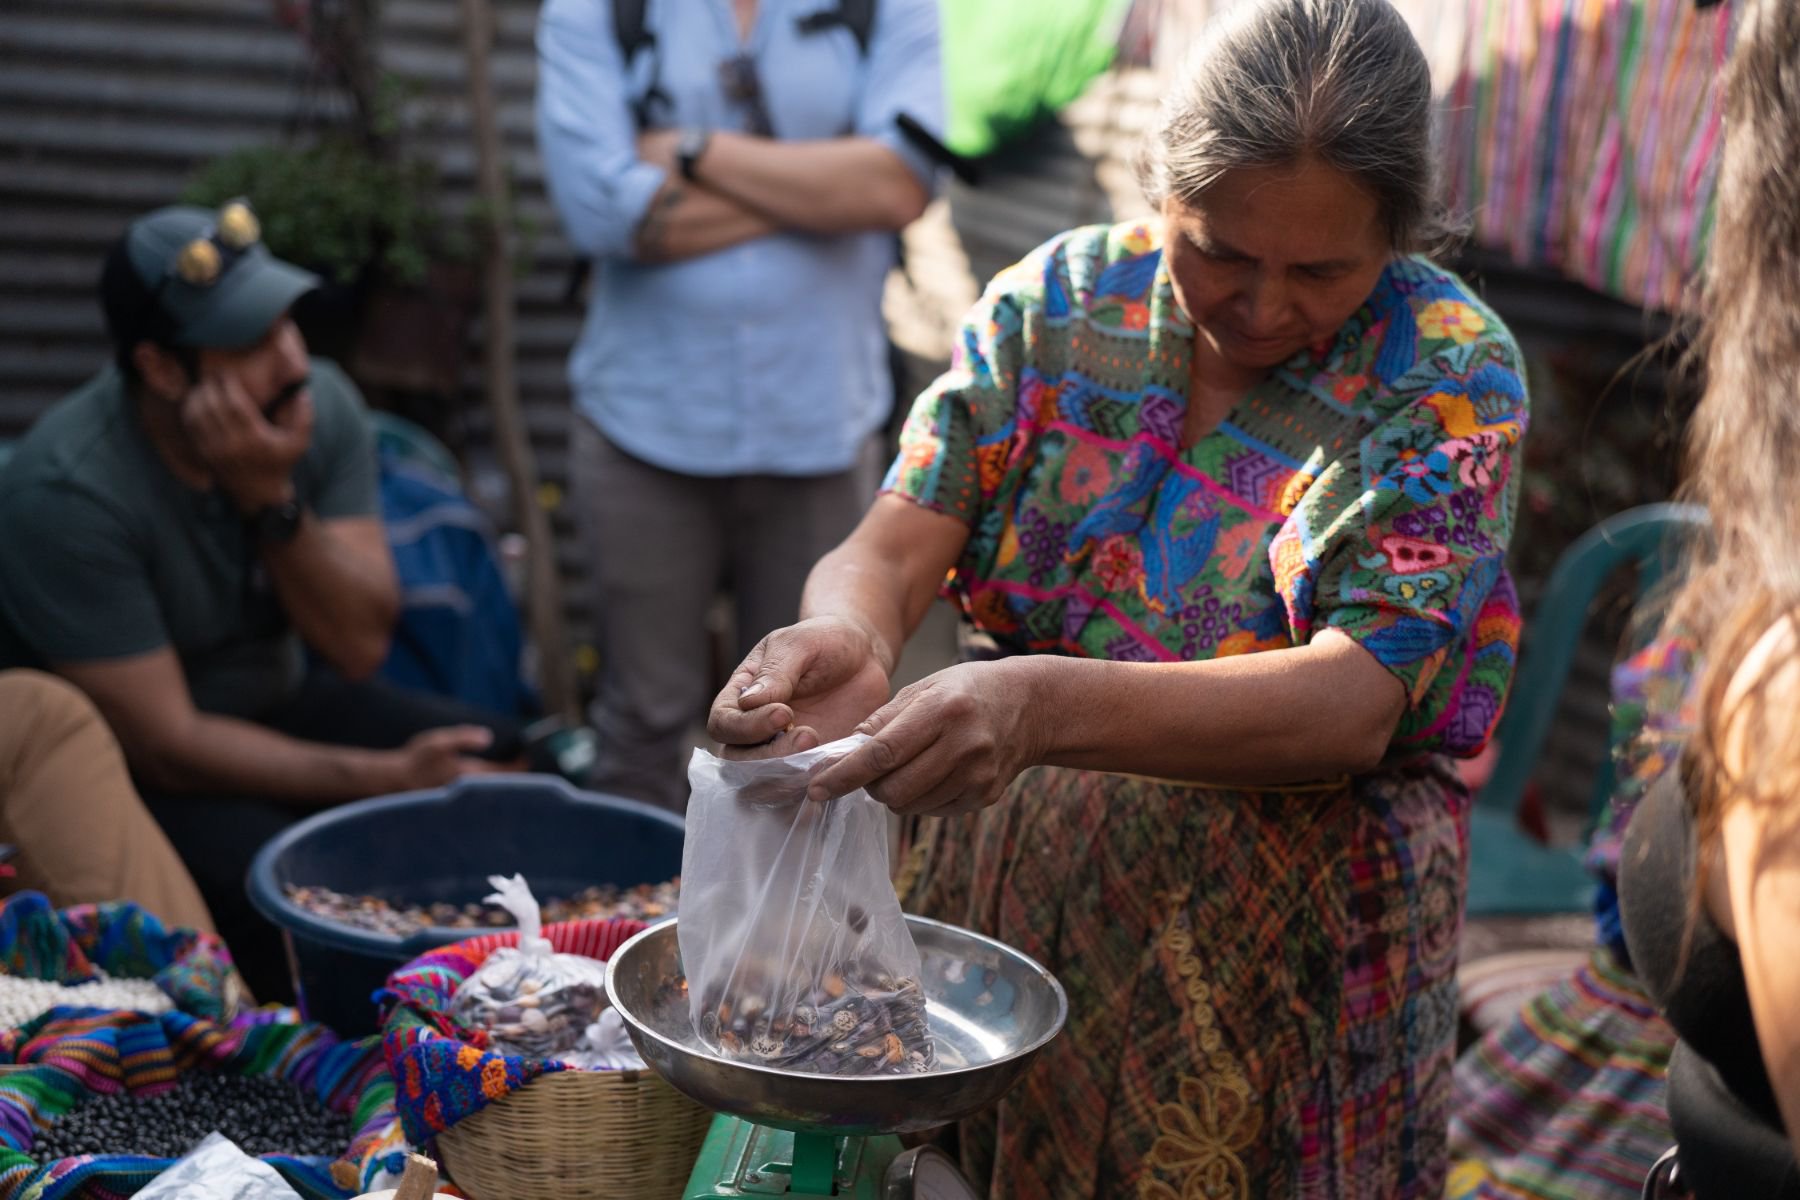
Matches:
[436,1065,713,1200]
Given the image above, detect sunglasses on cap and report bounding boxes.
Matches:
[152,198,263,299]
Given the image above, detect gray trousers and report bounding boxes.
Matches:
[569,417,881,811]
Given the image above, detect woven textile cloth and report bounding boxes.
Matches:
[905,762,1470,1199]
[1437,0,1733,312]
[0,892,236,1023]
[376,920,645,1153]
[0,892,390,1200]
[1449,946,1675,1200]
[1447,640,1695,1198]
[0,1007,384,1200]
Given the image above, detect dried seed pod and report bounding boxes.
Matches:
[750,1036,784,1059]
[831,1009,858,1034]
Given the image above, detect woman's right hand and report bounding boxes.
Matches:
[707,615,892,759]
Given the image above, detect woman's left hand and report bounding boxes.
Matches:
[804,659,1047,816]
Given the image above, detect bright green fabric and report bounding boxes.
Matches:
[941,0,1130,158]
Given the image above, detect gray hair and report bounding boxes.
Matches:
[1138,0,1459,256]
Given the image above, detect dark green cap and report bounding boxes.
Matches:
[109,203,319,350]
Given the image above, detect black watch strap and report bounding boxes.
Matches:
[677,127,712,182]
[253,497,306,545]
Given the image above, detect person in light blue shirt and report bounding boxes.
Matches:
[536,0,944,809]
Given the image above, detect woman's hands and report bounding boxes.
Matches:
[708,615,894,759]
[709,624,1047,815]
[805,659,1047,817]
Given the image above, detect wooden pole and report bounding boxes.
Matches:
[392,1153,440,1200]
[459,0,580,721]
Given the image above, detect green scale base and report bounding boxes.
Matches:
[683,1114,980,1199]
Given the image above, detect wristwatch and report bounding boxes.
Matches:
[676,126,712,182]
[253,496,306,545]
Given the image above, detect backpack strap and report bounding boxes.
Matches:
[795,0,877,56]
[612,0,654,62]
[612,0,670,131]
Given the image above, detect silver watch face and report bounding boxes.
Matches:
[679,128,709,174]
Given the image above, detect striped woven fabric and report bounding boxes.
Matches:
[1446,642,1692,1198]
[1438,0,1734,312]
[0,1011,386,1200]
[1448,946,1675,1199]
[0,893,237,1024]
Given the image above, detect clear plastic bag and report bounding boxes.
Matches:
[450,874,610,1062]
[134,1132,303,1200]
[680,735,933,1076]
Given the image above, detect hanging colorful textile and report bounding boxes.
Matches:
[1150,0,1730,310]
[1438,0,1732,311]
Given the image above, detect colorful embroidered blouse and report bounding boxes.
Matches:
[884,221,1528,758]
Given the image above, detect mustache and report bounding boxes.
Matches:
[263,375,309,418]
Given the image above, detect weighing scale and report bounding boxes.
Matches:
[607,916,1069,1200]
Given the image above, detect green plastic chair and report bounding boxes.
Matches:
[1466,502,1708,917]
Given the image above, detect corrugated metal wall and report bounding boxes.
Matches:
[0,0,334,433]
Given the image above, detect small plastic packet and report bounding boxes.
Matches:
[450,874,610,1061]
[679,735,934,1076]
[567,1006,646,1070]
[135,1131,303,1200]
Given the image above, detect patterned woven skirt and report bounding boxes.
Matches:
[900,759,1468,1200]
[1448,946,1675,1200]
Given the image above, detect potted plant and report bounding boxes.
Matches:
[183,134,481,397]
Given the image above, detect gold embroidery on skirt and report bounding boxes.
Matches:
[1138,906,1262,1200]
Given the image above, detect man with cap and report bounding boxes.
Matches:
[0,201,519,999]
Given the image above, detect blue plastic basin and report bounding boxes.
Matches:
[248,773,684,1037]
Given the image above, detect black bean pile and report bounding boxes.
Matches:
[30,1071,354,1163]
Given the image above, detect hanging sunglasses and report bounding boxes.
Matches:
[717,53,775,137]
[156,198,262,296]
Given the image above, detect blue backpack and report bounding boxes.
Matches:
[375,443,537,718]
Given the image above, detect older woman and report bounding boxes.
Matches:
[710,0,1526,1194]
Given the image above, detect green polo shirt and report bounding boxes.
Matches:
[0,359,377,718]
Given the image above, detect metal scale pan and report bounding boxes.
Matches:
[607,915,1069,1198]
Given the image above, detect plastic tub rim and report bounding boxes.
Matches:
[246,772,685,960]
